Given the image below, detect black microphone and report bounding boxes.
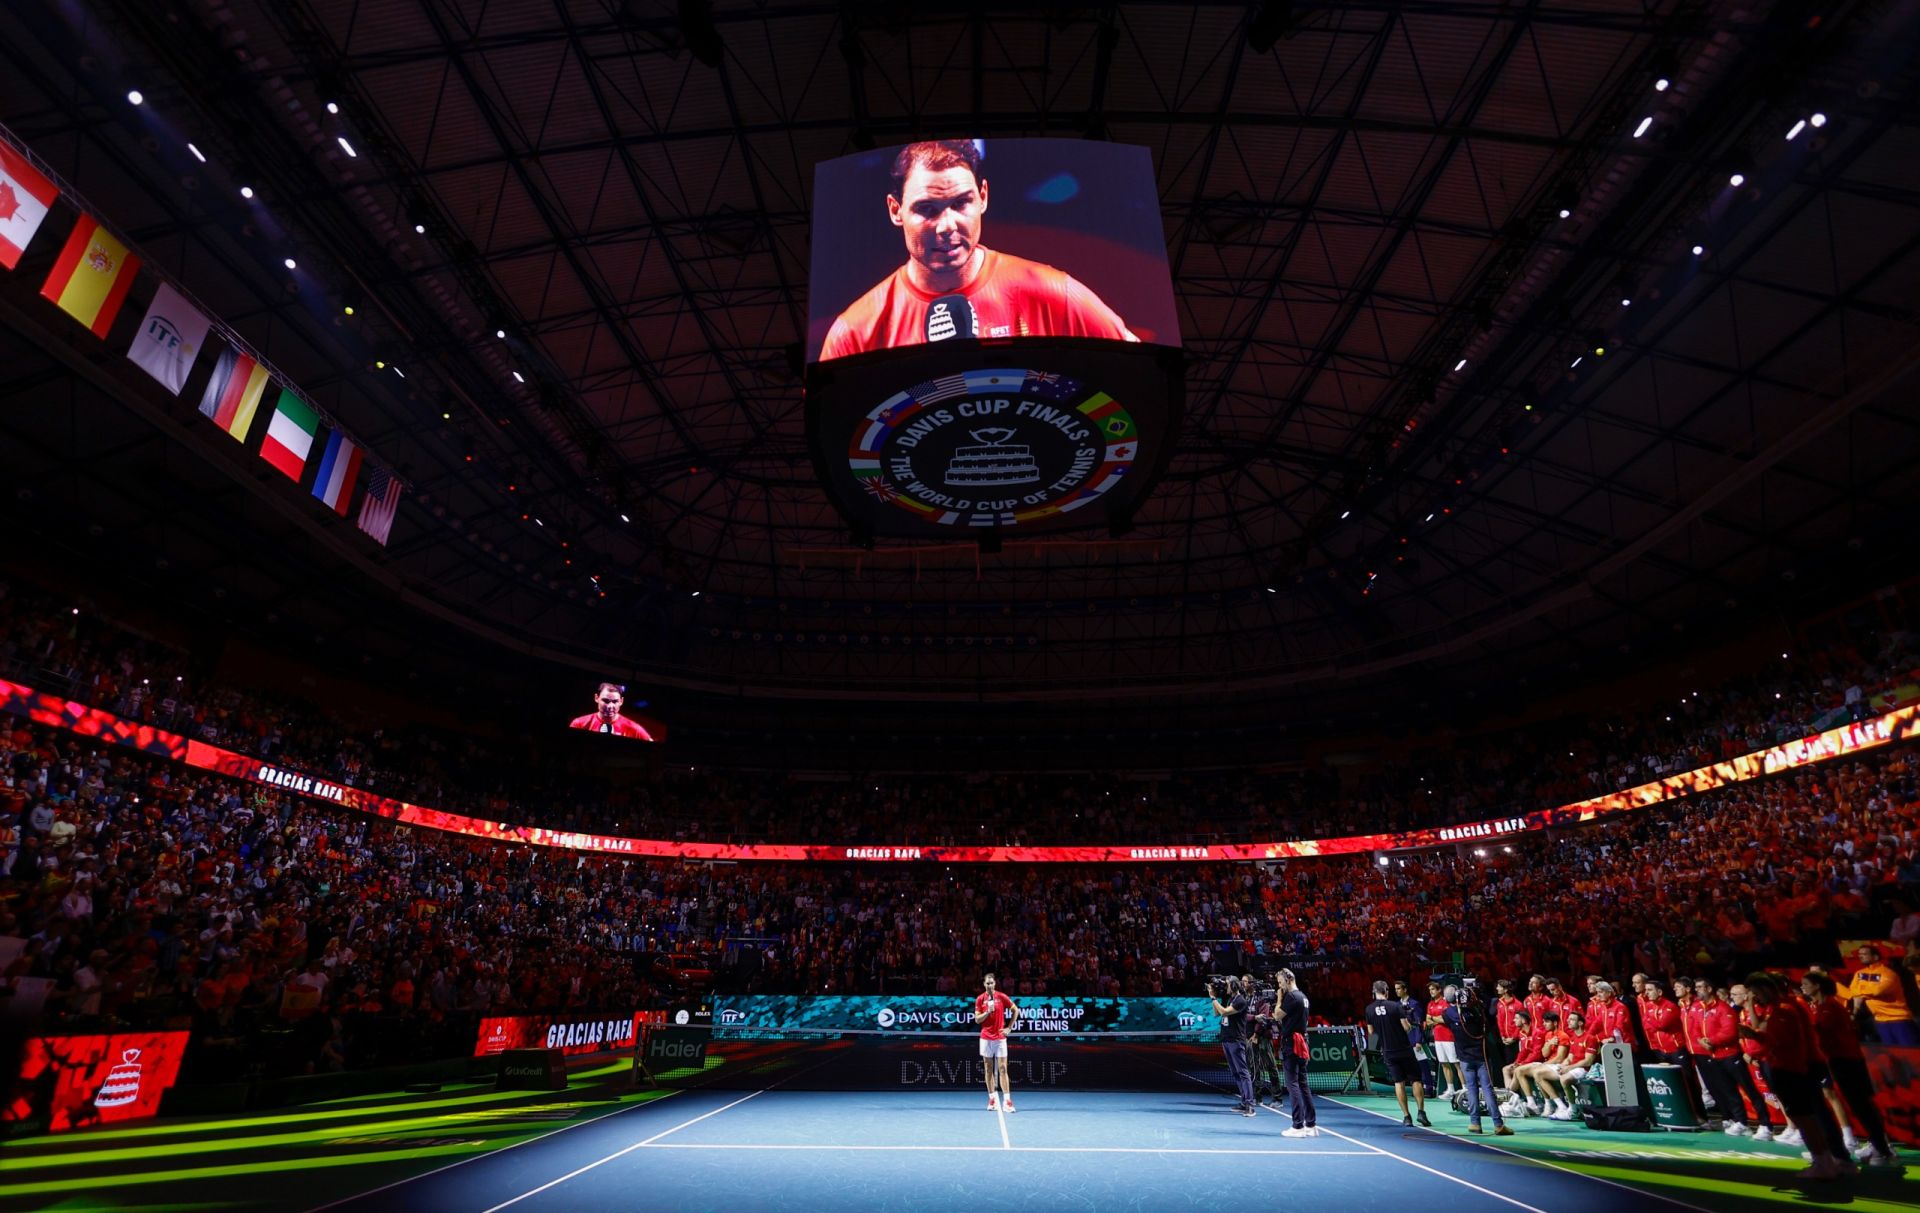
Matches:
[924,294,976,343]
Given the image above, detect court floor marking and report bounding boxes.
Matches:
[1154,1060,1553,1213]
[304,1086,686,1213]
[1321,1096,1719,1213]
[477,1087,770,1213]
[996,1101,1011,1150]
[631,1142,1375,1155]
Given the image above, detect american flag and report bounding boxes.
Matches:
[356,462,404,546]
[911,374,971,405]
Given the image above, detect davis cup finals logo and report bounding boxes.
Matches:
[876,1007,897,1028]
[849,368,1139,530]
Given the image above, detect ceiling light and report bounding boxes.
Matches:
[374,360,386,370]
[1593,346,1606,356]
[619,513,630,523]
[342,305,355,315]
[283,257,297,270]
[1691,245,1705,257]
[1654,77,1671,92]
[1728,172,1745,187]
[1265,587,1276,594]
[1786,119,1807,141]
[511,370,525,383]
[326,101,340,115]
[337,135,357,158]
[691,590,701,597]
[495,328,506,339]
[1423,512,1435,523]
[1809,112,1827,128]
[392,365,405,378]
[239,185,254,199]
[441,411,451,420]
[1633,116,1653,138]
[1570,356,1583,368]
[413,222,426,234]
[534,518,544,527]
[1620,297,1632,307]
[1557,207,1572,219]
[1453,358,1468,372]
[187,143,207,163]
[1339,510,1350,519]
[127,89,144,106]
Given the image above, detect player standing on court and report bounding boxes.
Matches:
[975,972,1024,1112]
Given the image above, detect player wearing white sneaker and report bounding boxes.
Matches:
[974,972,1023,1113]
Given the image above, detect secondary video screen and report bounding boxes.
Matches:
[808,139,1178,362]
[567,681,663,742]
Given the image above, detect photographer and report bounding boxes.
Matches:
[1248,984,1285,1110]
[1442,982,1512,1136]
[1208,976,1256,1117]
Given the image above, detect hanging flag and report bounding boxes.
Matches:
[40,216,141,338]
[259,389,320,481]
[0,143,57,270]
[310,430,364,516]
[356,462,403,546]
[126,282,212,395]
[197,346,272,442]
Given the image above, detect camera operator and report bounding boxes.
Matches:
[1247,983,1285,1110]
[1208,976,1256,1117]
[1442,982,1512,1136]
[1275,969,1318,1136]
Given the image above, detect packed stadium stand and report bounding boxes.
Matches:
[4,1,1920,1211]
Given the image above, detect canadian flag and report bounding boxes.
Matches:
[0,143,57,271]
[1104,440,1139,462]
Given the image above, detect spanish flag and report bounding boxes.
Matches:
[40,216,140,338]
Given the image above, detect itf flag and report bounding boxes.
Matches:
[0,143,57,270]
[310,430,364,516]
[259,389,320,482]
[40,216,141,338]
[126,283,212,395]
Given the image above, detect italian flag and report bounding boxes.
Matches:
[260,389,319,481]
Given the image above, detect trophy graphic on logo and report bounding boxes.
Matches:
[94,1048,145,1109]
[945,427,1041,487]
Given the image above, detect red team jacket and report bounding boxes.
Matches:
[1639,996,1684,1053]
[1585,997,1631,1043]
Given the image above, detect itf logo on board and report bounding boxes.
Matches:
[876,1007,898,1028]
[1177,1011,1201,1030]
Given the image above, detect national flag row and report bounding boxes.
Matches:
[0,139,401,546]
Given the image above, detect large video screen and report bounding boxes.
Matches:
[808,139,1178,361]
[567,681,663,742]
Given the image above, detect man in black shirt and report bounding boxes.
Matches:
[1366,979,1431,1127]
[1275,969,1318,1136]
[1210,977,1256,1116]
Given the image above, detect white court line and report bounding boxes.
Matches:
[477,1087,769,1213]
[634,1142,1373,1155]
[996,1101,1011,1150]
[304,1088,685,1213]
[1322,1096,1718,1213]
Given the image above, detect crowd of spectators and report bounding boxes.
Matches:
[2,574,1914,849]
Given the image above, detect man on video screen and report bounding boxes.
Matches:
[819,140,1138,360]
[569,682,656,741]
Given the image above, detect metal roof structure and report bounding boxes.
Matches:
[0,0,1916,704]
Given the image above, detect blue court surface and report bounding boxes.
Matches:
[315,1085,1711,1213]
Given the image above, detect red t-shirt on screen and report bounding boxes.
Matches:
[977,990,1015,1041]
[568,713,655,740]
[820,247,1137,359]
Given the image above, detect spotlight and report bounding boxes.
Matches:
[326,101,340,115]
[495,328,506,339]
[1620,297,1632,308]
[1692,244,1705,257]
[1809,112,1827,128]
[1339,510,1351,520]
[1570,356,1583,368]
[127,89,144,106]
[187,143,207,163]
[392,365,405,378]
[240,185,255,199]
[414,222,426,234]
[619,513,630,523]
[1786,119,1806,140]
[1633,116,1653,138]
[337,135,358,158]
[1729,172,1745,187]
[1593,346,1606,356]
[511,370,525,383]
[441,410,452,420]
[1558,206,1572,219]
[1453,358,1468,372]
[283,257,297,270]
[691,590,702,597]
[1654,77,1671,92]
[343,305,355,315]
